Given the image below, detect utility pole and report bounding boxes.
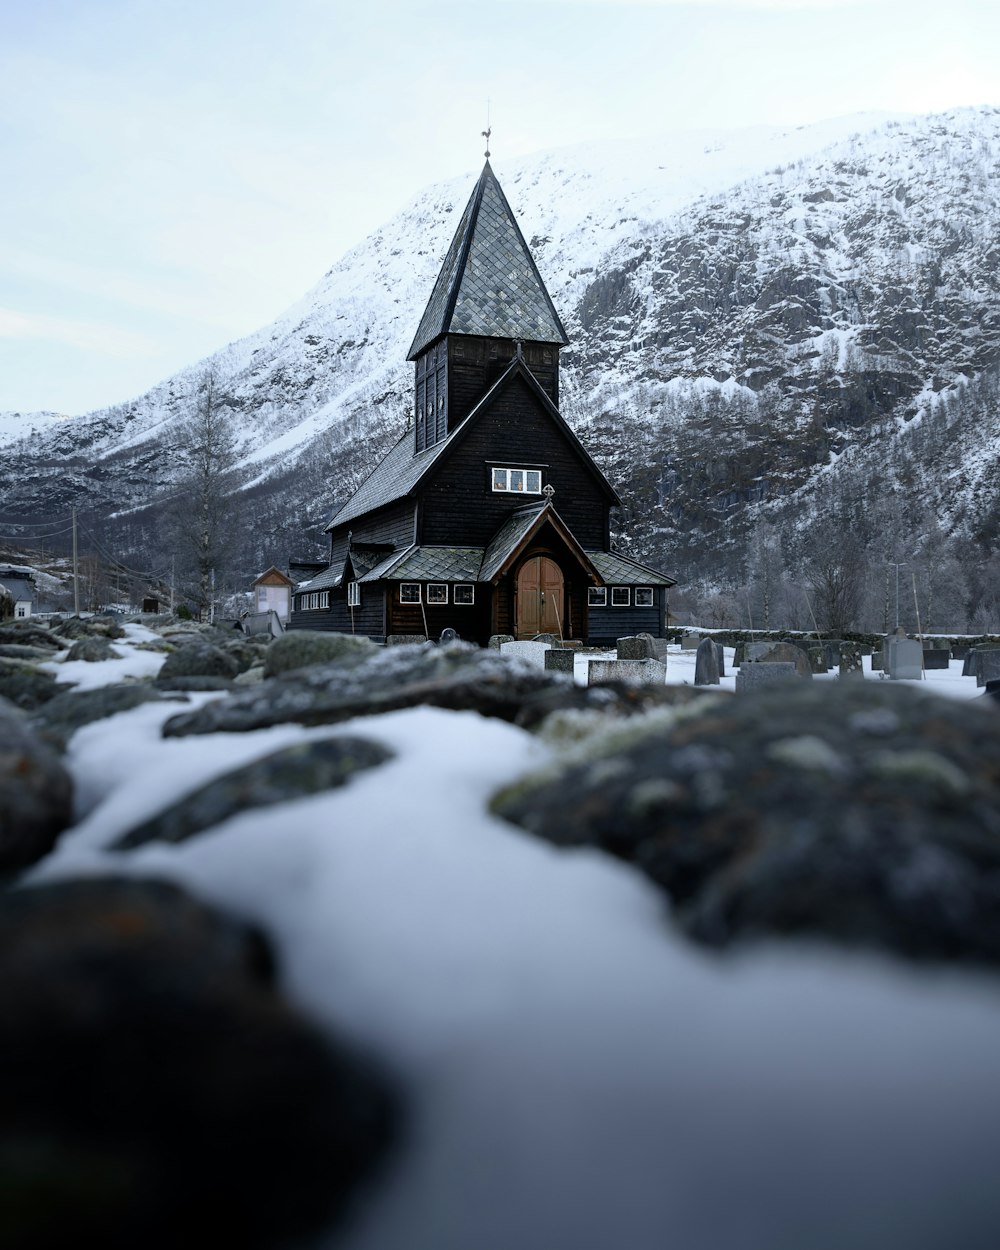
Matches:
[72,507,79,616]
[888,562,907,630]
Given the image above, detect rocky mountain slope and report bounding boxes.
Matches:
[3,107,999,605]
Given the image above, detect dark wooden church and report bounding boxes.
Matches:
[290,159,674,645]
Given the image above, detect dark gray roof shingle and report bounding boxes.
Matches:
[586,550,677,587]
[407,162,569,360]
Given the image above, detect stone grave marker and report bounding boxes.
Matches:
[759,642,812,678]
[500,640,551,669]
[887,637,923,680]
[617,634,656,661]
[543,648,576,675]
[694,637,720,686]
[680,632,702,651]
[839,642,864,679]
[922,648,950,670]
[588,658,666,686]
[735,662,798,692]
[977,650,1000,688]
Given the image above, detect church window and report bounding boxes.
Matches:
[400,583,421,604]
[588,587,606,607]
[491,467,542,494]
[426,583,448,605]
[635,588,654,607]
[347,582,361,607]
[611,587,630,607]
[453,584,475,605]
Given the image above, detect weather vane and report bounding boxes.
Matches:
[482,97,491,159]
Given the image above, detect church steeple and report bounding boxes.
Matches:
[407,161,568,453]
[407,162,569,361]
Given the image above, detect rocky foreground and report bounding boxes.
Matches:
[3,616,1000,1250]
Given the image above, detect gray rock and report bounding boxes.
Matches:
[264,630,377,676]
[735,662,798,691]
[0,876,399,1250]
[805,645,828,674]
[0,662,68,712]
[67,636,122,663]
[532,633,560,645]
[163,642,567,738]
[30,684,174,752]
[386,634,427,646]
[492,682,1000,967]
[439,627,459,644]
[0,700,74,872]
[115,736,393,849]
[52,615,125,642]
[694,637,720,686]
[233,664,266,686]
[500,640,551,669]
[0,623,63,651]
[0,643,60,662]
[488,634,515,650]
[156,642,240,686]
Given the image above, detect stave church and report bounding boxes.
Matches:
[290,155,674,645]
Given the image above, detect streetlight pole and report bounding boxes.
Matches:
[888,562,907,630]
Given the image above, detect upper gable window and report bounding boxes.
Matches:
[492,467,542,494]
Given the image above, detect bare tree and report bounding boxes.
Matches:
[171,369,240,619]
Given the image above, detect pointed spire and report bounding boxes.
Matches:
[407,162,569,360]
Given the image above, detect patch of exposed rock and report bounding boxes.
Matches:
[0,876,400,1250]
[491,683,1000,967]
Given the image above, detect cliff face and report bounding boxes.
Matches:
[3,107,1000,587]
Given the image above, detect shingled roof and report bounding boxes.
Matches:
[407,161,569,360]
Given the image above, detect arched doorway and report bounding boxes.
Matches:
[516,556,564,638]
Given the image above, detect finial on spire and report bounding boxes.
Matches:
[482,97,491,159]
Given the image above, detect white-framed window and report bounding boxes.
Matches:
[426,583,448,605]
[400,583,421,604]
[347,581,361,607]
[635,587,654,607]
[16,605,27,618]
[453,584,475,605]
[611,587,631,607]
[588,587,607,607]
[491,467,542,494]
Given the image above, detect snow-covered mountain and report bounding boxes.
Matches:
[3,106,1000,590]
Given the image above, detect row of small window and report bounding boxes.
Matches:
[589,586,655,608]
[492,467,542,494]
[400,583,474,605]
[299,591,331,610]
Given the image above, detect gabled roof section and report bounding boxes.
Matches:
[480,501,602,584]
[325,430,448,531]
[327,353,620,533]
[407,161,569,360]
[586,550,676,587]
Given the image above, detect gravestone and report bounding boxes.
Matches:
[839,642,864,679]
[984,677,1000,702]
[500,640,551,669]
[617,634,656,661]
[386,634,426,646]
[735,662,798,692]
[532,633,559,645]
[746,641,774,662]
[922,648,950,670]
[439,627,459,644]
[714,642,726,677]
[588,658,666,686]
[733,642,746,667]
[544,648,576,675]
[806,645,828,674]
[976,650,1000,688]
[694,637,720,686]
[759,642,812,678]
[680,633,702,651]
[870,651,883,671]
[887,637,923,680]
[952,643,970,661]
[488,634,515,651]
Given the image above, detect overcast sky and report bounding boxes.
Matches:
[1,0,996,415]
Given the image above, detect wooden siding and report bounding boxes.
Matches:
[415,340,449,452]
[447,336,558,430]
[387,584,492,644]
[328,499,415,555]
[587,588,667,644]
[289,586,387,641]
[419,373,609,549]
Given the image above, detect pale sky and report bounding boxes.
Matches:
[1,0,997,415]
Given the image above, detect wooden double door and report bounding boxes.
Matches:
[516,556,564,638]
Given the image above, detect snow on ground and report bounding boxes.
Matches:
[38,622,168,691]
[24,641,1000,1250]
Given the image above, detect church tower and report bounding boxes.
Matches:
[406,161,569,453]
